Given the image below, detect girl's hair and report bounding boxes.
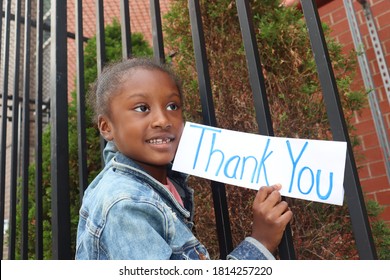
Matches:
[88,57,183,123]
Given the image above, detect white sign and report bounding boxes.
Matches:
[173,122,347,205]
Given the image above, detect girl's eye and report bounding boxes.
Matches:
[134,105,149,112]
[167,103,179,111]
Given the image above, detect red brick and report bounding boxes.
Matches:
[361,175,389,192]
[358,21,369,38]
[357,163,370,178]
[373,72,388,90]
[371,0,390,18]
[379,205,390,221]
[321,14,332,26]
[378,25,390,46]
[353,121,370,136]
[385,113,390,128]
[364,36,374,53]
[329,18,350,37]
[364,106,377,121]
[376,9,390,30]
[318,0,339,16]
[369,161,387,177]
[340,40,355,54]
[364,192,376,201]
[331,6,347,24]
[377,190,390,205]
[379,99,390,116]
[364,146,386,162]
[384,38,390,54]
[362,132,381,149]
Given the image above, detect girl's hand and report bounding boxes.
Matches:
[251,184,293,254]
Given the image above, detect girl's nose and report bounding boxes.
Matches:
[151,110,172,129]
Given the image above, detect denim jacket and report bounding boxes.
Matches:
[75,142,275,260]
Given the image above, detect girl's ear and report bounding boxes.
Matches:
[98,115,114,141]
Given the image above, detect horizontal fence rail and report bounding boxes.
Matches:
[0,0,377,260]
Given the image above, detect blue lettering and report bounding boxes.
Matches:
[297,167,314,195]
[255,138,273,186]
[189,123,335,203]
[316,170,333,200]
[287,140,309,193]
[240,156,259,183]
[191,124,222,170]
[224,155,241,178]
[205,133,224,176]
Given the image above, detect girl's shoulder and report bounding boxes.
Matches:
[97,165,157,199]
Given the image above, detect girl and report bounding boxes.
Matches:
[76,57,293,260]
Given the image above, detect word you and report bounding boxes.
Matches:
[173,122,347,205]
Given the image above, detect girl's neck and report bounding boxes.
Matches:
[136,161,168,184]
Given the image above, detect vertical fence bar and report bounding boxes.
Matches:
[0,0,3,62]
[96,0,106,166]
[96,0,106,79]
[235,0,295,260]
[21,0,32,260]
[34,0,44,260]
[75,0,88,200]
[235,1,273,133]
[120,0,132,59]
[50,0,71,260]
[300,0,377,259]
[9,0,22,260]
[0,0,12,259]
[150,0,165,63]
[188,0,233,259]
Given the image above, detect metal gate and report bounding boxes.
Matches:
[0,0,377,260]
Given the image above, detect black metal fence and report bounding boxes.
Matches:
[0,0,377,260]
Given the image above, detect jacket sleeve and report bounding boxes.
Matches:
[227,237,275,260]
[99,198,173,260]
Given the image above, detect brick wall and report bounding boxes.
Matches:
[318,0,390,223]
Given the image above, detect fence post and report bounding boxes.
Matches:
[96,0,107,167]
[34,0,44,260]
[75,0,88,200]
[21,0,32,260]
[120,0,132,59]
[50,0,71,260]
[0,0,12,259]
[150,0,165,63]
[8,0,22,260]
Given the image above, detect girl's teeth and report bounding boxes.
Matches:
[149,138,171,144]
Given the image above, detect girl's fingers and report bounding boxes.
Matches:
[254,184,282,204]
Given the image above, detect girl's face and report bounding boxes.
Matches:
[99,68,184,177]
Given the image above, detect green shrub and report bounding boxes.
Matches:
[366,200,390,259]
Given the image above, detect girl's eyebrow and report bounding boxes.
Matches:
[126,93,147,99]
[125,92,181,100]
[168,92,181,98]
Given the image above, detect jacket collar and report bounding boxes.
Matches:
[112,152,192,219]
